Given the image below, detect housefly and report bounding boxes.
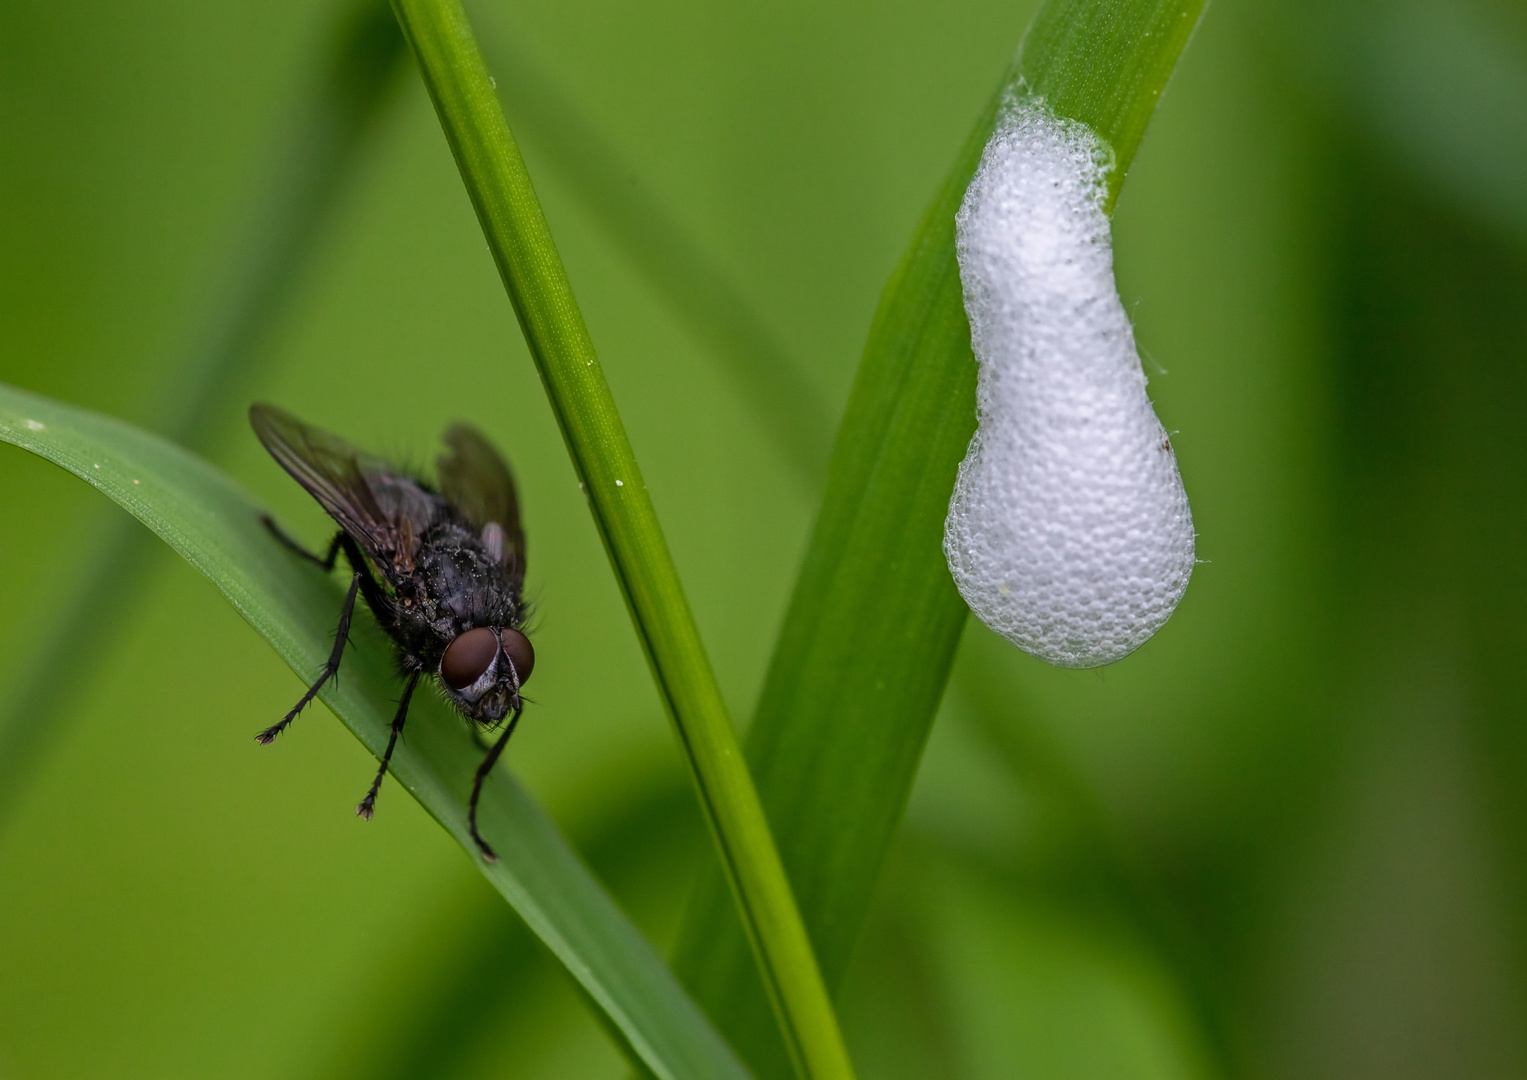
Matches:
[249,404,534,861]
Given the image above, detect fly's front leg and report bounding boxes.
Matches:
[256,571,362,744]
[468,704,523,861]
[356,667,421,819]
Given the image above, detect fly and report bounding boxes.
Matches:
[249,403,534,861]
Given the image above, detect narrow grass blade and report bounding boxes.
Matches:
[0,0,407,820]
[1015,0,1206,213]
[0,382,750,1080]
[671,2,1207,1074]
[385,3,853,1077]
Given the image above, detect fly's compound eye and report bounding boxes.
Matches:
[441,627,500,690]
[499,627,535,687]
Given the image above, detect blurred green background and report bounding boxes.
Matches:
[2,0,1526,1076]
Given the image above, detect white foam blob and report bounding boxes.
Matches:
[943,98,1195,668]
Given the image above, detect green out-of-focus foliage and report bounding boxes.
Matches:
[0,0,408,819]
[2,1,1526,1079]
[0,381,749,1080]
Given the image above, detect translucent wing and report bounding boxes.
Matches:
[250,403,435,580]
[437,423,526,586]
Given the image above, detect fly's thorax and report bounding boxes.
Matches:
[385,578,449,661]
[415,521,520,631]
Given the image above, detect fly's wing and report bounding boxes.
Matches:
[250,404,433,581]
[437,423,526,587]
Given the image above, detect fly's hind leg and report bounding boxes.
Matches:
[261,515,343,571]
[468,704,523,861]
[256,571,362,744]
[357,667,421,819]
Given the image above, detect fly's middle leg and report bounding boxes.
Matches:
[356,668,421,819]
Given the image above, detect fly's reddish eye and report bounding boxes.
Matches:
[441,627,499,689]
[500,628,534,687]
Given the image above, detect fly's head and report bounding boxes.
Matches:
[437,625,535,723]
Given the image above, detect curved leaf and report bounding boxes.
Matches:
[671,1,1208,1074]
[0,381,749,1080]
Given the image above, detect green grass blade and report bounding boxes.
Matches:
[1016,0,1205,212]
[385,3,854,1077]
[0,383,750,1080]
[671,2,1207,1074]
[0,0,407,821]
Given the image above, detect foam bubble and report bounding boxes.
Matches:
[943,98,1195,668]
